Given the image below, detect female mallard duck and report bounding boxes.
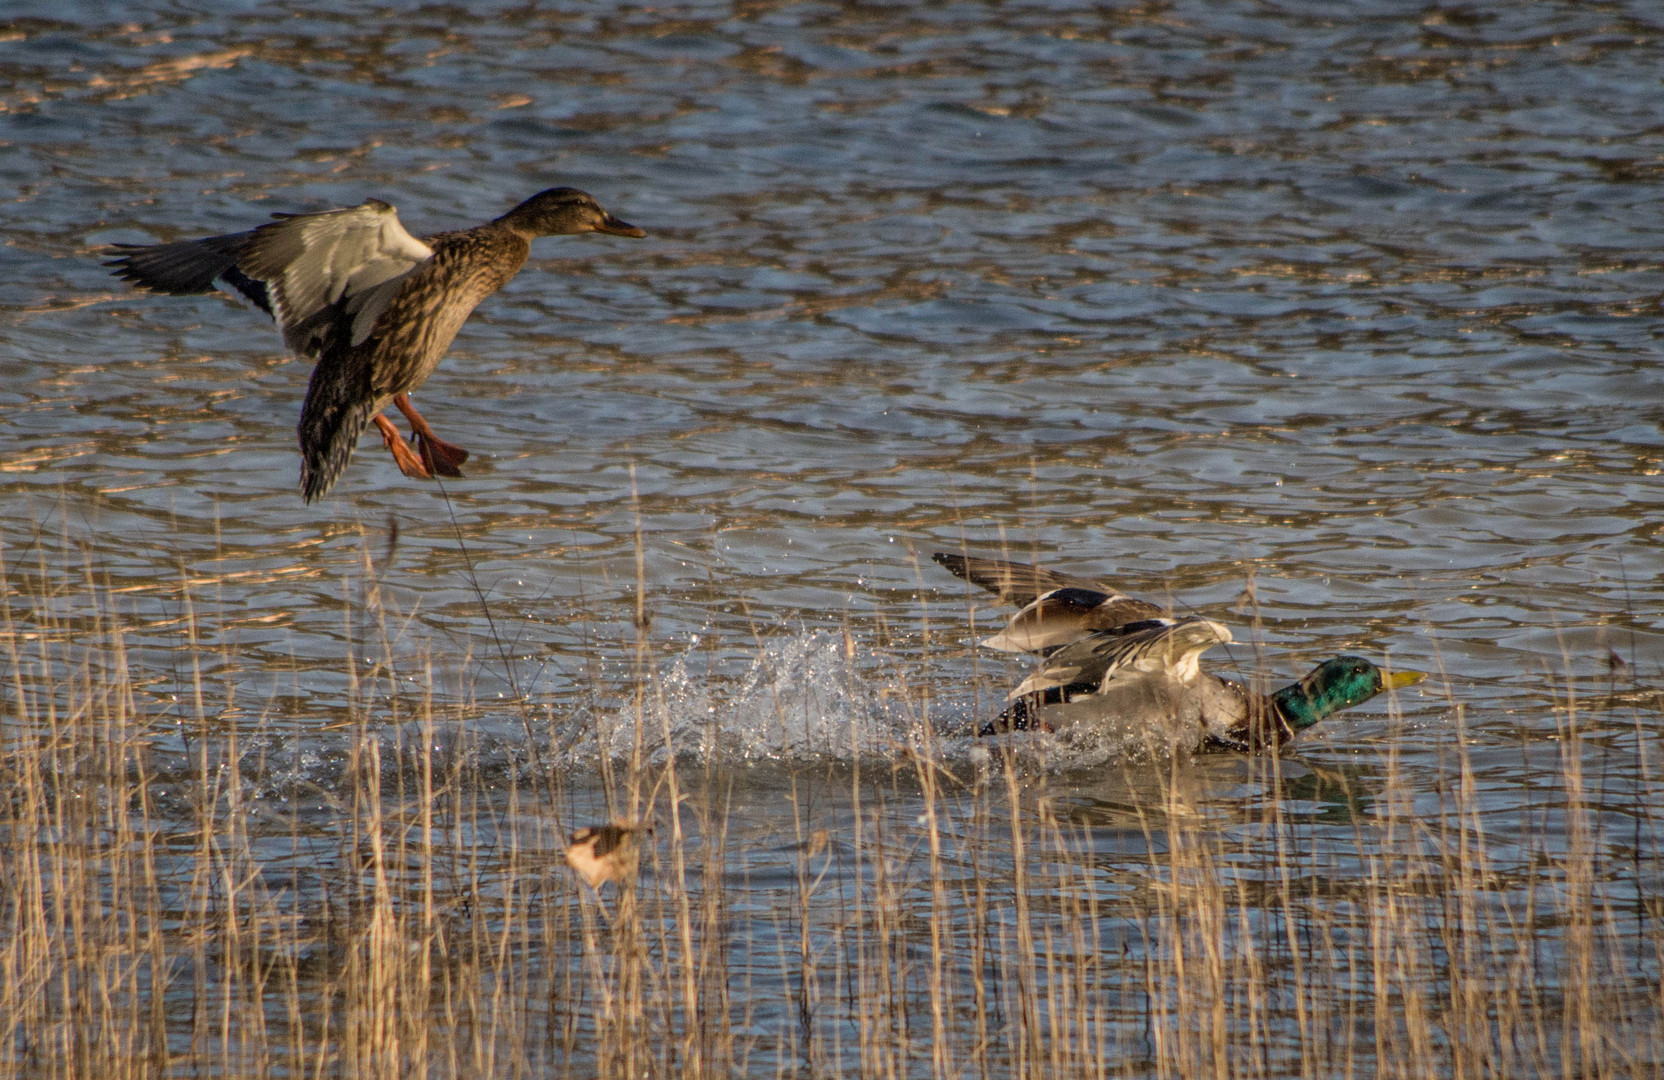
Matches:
[565,822,652,890]
[934,552,1425,751]
[107,188,645,501]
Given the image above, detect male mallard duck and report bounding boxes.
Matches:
[107,188,645,501]
[934,552,1425,751]
[565,822,652,889]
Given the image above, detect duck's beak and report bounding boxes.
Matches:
[596,213,646,238]
[1384,670,1428,690]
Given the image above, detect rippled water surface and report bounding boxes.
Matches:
[4,0,1664,1074]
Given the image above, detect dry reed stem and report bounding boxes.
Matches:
[0,534,1660,1079]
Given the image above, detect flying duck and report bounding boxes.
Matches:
[107,187,645,501]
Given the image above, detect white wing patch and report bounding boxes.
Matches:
[239,200,434,355]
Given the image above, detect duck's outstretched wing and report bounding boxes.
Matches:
[984,586,1165,653]
[932,552,1106,605]
[105,200,432,352]
[933,552,1163,653]
[105,232,272,313]
[239,200,433,358]
[1008,617,1232,700]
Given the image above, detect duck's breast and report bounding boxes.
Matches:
[368,229,531,394]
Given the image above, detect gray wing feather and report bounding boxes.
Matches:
[240,200,433,357]
[105,232,249,294]
[104,232,272,313]
[1009,617,1232,700]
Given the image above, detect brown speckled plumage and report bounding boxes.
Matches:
[106,188,646,502]
[295,225,530,501]
[565,822,652,889]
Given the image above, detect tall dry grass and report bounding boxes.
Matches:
[0,535,1660,1078]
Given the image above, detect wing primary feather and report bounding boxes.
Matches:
[932,552,1108,606]
[104,232,254,296]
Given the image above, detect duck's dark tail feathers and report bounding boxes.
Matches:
[299,355,379,503]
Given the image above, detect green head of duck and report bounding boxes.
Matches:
[1272,655,1427,731]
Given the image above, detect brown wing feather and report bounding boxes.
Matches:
[297,348,380,504]
[931,552,1110,606]
[565,823,651,888]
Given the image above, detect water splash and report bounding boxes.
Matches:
[561,631,927,768]
[552,630,1196,775]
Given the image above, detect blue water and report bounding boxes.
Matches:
[2,1,1662,1074]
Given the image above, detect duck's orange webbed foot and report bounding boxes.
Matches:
[413,432,468,478]
[394,393,468,478]
[373,413,432,480]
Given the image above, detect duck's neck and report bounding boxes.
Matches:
[1268,683,1330,732]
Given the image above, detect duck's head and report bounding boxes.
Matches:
[499,187,646,239]
[1272,655,1426,731]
